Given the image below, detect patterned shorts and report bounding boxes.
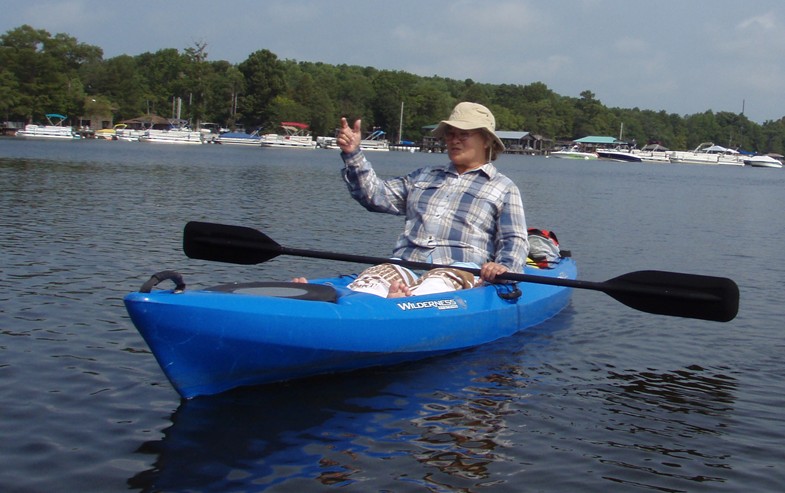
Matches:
[347,263,477,297]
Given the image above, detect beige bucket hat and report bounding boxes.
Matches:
[432,102,505,152]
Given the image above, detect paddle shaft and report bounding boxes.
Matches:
[272,244,715,301]
[183,221,739,321]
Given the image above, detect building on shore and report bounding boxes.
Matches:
[496,131,549,155]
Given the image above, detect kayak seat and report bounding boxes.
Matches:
[205,281,338,302]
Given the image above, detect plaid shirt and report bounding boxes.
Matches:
[342,150,529,272]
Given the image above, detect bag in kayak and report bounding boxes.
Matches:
[527,228,562,268]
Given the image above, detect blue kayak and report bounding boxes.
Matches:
[124,259,576,399]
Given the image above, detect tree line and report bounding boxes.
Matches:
[2,24,785,154]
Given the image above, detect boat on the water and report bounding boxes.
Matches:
[115,124,146,142]
[217,129,263,146]
[316,136,339,149]
[139,129,204,145]
[15,114,80,140]
[260,122,317,149]
[549,145,598,160]
[360,129,390,152]
[669,143,744,166]
[743,154,783,168]
[140,124,204,145]
[633,143,673,163]
[95,123,137,141]
[94,127,117,140]
[596,148,642,163]
[125,258,576,398]
[114,115,170,142]
[124,222,578,398]
[123,221,740,399]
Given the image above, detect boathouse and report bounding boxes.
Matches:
[573,135,625,150]
[496,131,548,154]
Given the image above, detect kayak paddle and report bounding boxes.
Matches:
[182,221,739,322]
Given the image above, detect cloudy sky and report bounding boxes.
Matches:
[4,0,785,124]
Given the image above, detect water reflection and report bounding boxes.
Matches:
[596,365,738,490]
[606,365,737,417]
[411,384,515,482]
[128,372,394,491]
[126,322,567,492]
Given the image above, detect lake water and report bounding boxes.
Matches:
[1,138,783,492]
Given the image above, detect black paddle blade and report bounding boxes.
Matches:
[183,221,283,265]
[603,270,739,322]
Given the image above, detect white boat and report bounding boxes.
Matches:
[633,143,673,163]
[115,115,171,142]
[217,130,262,146]
[360,129,390,152]
[260,122,316,149]
[114,124,146,142]
[95,123,136,141]
[549,146,598,160]
[316,136,339,149]
[16,114,79,140]
[139,126,204,145]
[669,143,744,166]
[743,155,783,168]
[198,123,229,143]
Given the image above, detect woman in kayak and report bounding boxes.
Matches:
[295,102,529,297]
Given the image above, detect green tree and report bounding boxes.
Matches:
[405,79,454,141]
[134,48,190,119]
[335,65,375,122]
[237,49,286,127]
[181,41,211,125]
[297,61,341,135]
[370,70,418,137]
[683,111,724,149]
[0,25,101,123]
[0,67,20,119]
[760,119,785,155]
[267,95,309,127]
[459,78,492,106]
[202,61,245,129]
[80,54,149,119]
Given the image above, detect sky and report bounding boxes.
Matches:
[3,0,785,124]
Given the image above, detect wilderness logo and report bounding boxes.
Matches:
[396,298,460,311]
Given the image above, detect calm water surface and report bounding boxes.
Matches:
[1,138,783,492]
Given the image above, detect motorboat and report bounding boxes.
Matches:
[95,123,136,141]
[633,143,673,163]
[217,130,263,146]
[198,123,229,143]
[115,115,170,142]
[15,114,80,140]
[596,147,642,163]
[549,145,598,160]
[316,136,339,149]
[743,155,783,168]
[139,119,204,145]
[140,128,204,145]
[114,124,146,142]
[260,122,317,149]
[94,128,117,140]
[669,143,744,166]
[360,129,390,152]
